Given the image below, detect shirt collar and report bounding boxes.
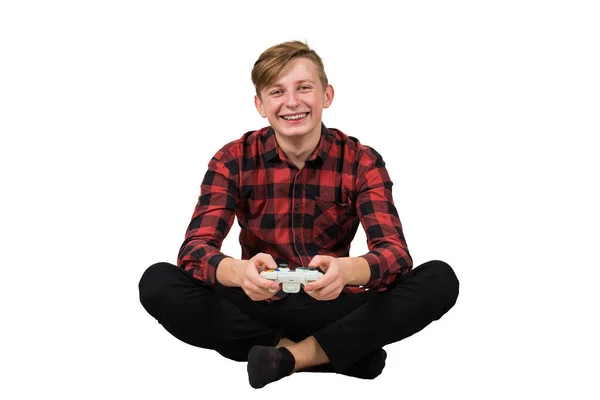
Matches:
[261,123,331,166]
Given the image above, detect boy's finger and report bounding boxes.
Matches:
[304,274,330,292]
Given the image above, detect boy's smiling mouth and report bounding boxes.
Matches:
[280,112,309,121]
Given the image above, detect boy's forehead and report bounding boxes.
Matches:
[270,58,320,87]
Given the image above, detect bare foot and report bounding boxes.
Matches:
[275,337,296,349]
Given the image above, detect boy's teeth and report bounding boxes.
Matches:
[282,113,307,120]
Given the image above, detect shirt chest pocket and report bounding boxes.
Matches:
[312,197,354,247]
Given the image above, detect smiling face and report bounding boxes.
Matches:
[254,57,334,141]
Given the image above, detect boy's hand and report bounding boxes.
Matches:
[237,253,281,301]
[304,255,348,301]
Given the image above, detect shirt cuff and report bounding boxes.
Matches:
[359,252,385,290]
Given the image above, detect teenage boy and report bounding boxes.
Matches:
[139,40,459,389]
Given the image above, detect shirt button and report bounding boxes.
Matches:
[294,204,300,212]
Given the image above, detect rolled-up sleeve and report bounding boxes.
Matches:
[356,148,412,290]
[177,152,239,285]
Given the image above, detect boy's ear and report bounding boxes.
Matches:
[323,84,334,109]
[254,95,267,118]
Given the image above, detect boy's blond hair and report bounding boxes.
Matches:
[251,40,328,98]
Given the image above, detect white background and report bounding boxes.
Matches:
[1,1,599,398]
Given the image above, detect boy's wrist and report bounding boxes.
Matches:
[341,256,371,286]
[217,257,245,287]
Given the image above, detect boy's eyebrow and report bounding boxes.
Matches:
[268,79,317,89]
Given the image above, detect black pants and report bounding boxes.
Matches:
[139,260,459,373]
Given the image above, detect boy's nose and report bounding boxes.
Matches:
[285,92,300,108]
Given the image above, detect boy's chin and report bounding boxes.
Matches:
[274,128,312,139]
[274,122,319,138]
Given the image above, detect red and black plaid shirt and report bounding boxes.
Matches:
[177,124,412,301]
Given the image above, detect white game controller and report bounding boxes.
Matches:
[260,267,324,293]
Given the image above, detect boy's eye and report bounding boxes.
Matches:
[270,90,282,95]
[299,85,311,90]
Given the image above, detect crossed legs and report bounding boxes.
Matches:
[139,260,459,388]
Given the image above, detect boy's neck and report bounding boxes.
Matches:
[274,127,322,169]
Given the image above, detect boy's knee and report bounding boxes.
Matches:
[139,262,178,314]
[429,260,459,312]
